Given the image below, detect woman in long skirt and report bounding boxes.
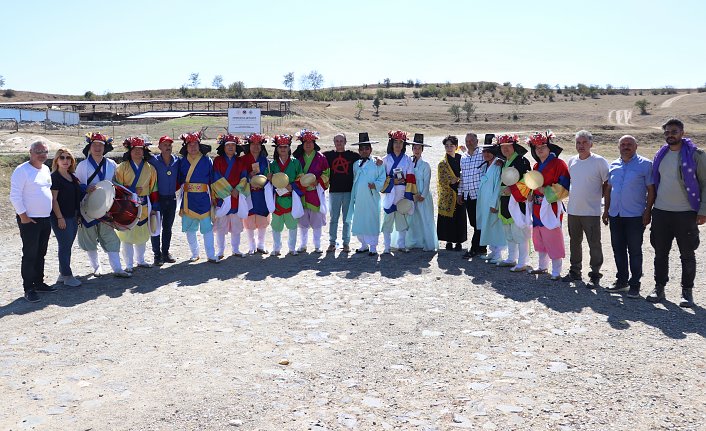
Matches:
[436,135,467,250]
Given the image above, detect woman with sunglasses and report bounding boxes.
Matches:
[50,148,82,287]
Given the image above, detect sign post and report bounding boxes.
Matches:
[228,108,261,134]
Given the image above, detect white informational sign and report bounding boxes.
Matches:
[228,108,261,134]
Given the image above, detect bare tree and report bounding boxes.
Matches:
[188,73,201,89]
[307,70,324,90]
[283,72,294,93]
[212,75,224,90]
[0,75,4,88]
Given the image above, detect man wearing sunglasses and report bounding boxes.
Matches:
[10,140,56,302]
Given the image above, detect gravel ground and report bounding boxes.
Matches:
[1,140,705,430]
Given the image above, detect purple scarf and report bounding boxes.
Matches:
[653,138,700,211]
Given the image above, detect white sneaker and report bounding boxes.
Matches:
[136,262,152,268]
[93,267,106,277]
[114,270,132,278]
[63,276,82,287]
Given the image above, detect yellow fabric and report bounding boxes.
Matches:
[185,183,209,193]
[210,178,232,199]
[114,161,157,244]
[437,157,458,217]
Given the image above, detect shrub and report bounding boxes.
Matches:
[635,99,650,115]
[3,88,16,98]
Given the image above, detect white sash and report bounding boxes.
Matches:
[291,193,304,219]
[316,184,328,215]
[508,195,532,228]
[539,197,563,230]
[264,183,276,213]
[237,193,251,219]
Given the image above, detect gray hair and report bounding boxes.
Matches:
[333,133,346,142]
[29,139,49,151]
[618,135,637,145]
[575,130,593,142]
[465,132,477,140]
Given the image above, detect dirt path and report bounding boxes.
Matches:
[660,94,691,108]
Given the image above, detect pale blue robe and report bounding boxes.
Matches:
[477,158,507,247]
[406,157,438,251]
[347,159,387,236]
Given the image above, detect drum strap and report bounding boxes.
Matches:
[86,158,106,186]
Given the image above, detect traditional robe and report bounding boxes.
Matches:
[477,158,506,247]
[381,152,417,232]
[240,152,271,217]
[114,159,158,244]
[296,151,330,211]
[347,157,386,236]
[177,154,214,220]
[407,156,438,250]
[211,154,244,215]
[268,156,304,232]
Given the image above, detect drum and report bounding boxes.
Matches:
[101,184,142,231]
[81,181,141,231]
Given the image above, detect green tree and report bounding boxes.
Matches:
[462,101,476,121]
[372,97,381,115]
[355,100,364,119]
[448,104,461,122]
[228,81,246,98]
[383,78,391,88]
[84,91,95,100]
[635,99,650,115]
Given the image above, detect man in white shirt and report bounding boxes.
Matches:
[563,130,609,285]
[10,139,57,302]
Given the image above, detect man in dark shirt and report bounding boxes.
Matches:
[323,133,360,252]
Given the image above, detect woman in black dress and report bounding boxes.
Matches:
[437,135,467,250]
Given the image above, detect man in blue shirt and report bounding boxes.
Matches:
[602,135,655,299]
[148,135,180,265]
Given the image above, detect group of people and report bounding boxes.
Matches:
[10,119,705,308]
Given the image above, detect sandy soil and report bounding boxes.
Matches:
[1,95,706,430]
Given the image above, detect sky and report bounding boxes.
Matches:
[2,0,705,95]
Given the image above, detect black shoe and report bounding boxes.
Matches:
[462,250,475,259]
[35,283,58,293]
[607,281,629,292]
[588,272,603,286]
[626,286,641,299]
[355,248,368,254]
[163,253,176,263]
[646,285,666,303]
[445,242,453,250]
[368,251,377,256]
[679,288,694,308]
[24,290,41,302]
[454,243,462,251]
[561,272,581,282]
[154,256,164,267]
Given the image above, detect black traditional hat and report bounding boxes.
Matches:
[353,132,379,145]
[496,134,528,156]
[179,132,211,156]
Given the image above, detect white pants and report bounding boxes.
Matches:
[357,234,379,252]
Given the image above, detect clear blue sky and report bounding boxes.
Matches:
[2,0,705,95]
